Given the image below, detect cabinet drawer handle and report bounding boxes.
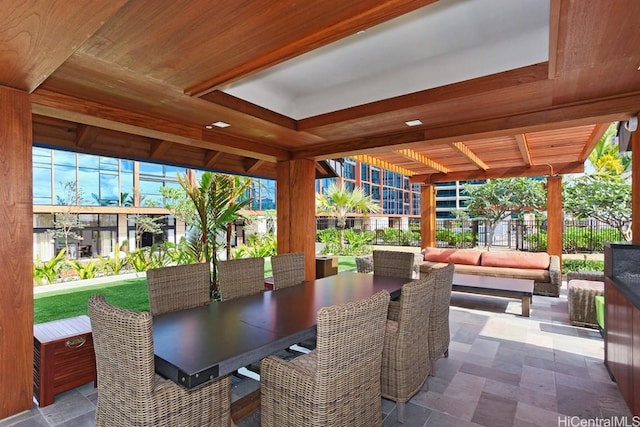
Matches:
[65,336,86,348]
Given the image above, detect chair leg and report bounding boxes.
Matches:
[397,401,406,423]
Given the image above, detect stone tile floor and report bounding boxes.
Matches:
[1,284,632,427]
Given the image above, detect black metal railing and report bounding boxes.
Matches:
[315,217,625,253]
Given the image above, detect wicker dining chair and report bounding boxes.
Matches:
[427,263,455,374]
[381,275,436,423]
[373,250,420,279]
[88,295,232,427]
[218,257,265,300]
[261,290,391,427]
[146,263,211,316]
[355,254,374,273]
[271,252,305,289]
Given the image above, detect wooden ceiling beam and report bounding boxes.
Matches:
[292,130,426,160]
[299,63,549,131]
[451,142,489,170]
[75,124,99,148]
[245,159,265,174]
[150,140,173,159]
[185,0,437,96]
[204,150,225,169]
[578,123,612,161]
[31,89,290,162]
[202,91,297,129]
[352,155,414,176]
[294,93,640,160]
[410,161,585,184]
[515,134,532,166]
[396,149,449,173]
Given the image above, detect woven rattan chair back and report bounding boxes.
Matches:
[271,252,305,289]
[428,263,455,363]
[218,257,265,300]
[261,290,390,427]
[373,250,419,279]
[355,254,374,273]
[146,263,211,316]
[381,275,436,422]
[88,295,232,427]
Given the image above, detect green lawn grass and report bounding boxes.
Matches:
[34,256,356,324]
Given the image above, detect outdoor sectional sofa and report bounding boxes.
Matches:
[420,247,562,297]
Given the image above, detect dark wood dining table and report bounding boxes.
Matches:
[152,271,410,389]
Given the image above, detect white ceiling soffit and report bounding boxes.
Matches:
[223,0,550,120]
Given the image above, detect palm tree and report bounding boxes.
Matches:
[174,172,252,288]
[316,182,381,248]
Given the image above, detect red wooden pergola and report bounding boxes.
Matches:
[1,1,639,419]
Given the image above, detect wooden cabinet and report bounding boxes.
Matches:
[33,315,96,407]
[315,256,338,279]
[605,278,640,415]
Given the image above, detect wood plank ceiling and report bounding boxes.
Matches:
[2,0,639,182]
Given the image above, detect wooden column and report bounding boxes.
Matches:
[546,175,563,261]
[0,86,33,418]
[632,114,640,245]
[420,184,436,248]
[276,159,316,281]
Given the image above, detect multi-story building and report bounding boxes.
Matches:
[316,158,478,231]
[33,148,476,260]
[33,146,278,261]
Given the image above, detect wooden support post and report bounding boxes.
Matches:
[420,184,436,249]
[546,175,563,263]
[276,159,316,281]
[0,86,34,418]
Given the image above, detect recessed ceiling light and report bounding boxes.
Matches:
[207,121,230,128]
[405,119,422,127]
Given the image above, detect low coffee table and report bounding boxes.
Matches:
[452,273,534,317]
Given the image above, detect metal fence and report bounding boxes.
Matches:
[316,217,624,253]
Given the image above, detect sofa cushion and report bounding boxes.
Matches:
[420,261,550,282]
[423,247,482,266]
[480,251,550,270]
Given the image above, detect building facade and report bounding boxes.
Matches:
[33,148,472,260]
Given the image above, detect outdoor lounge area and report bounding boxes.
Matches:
[1,281,630,427]
[2,0,640,424]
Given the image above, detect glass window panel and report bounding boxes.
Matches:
[120,172,134,206]
[99,173,119,205]
[53,166,77,205]
[78,167,100,206]
[361,164,369,182]
[120,159,134,173]
[139,162,164,176]
[100,157,119,171]
[99,214,118,227]
[78,153,99,169]
[33,214,54,228]
[53,151,76,166]
[164,165,185,178]
[78,214,99,226]
[33,164,52,205]
[371,167,380,184]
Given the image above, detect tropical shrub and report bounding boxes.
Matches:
[563,259,604,273]
[436,229,474,248]
[68,259,101,280]
[234,233,277,258]
[524,231,547,252]
[33,249,67,285]
[343,229,375,255]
